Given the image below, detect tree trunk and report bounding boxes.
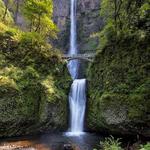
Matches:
[114,0,117,30]
[3,0,9,22]
[14,0,20,23]
[35,15,41,33]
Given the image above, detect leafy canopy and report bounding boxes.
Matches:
[99,0,150,49]
[0,0,13,24]
[22,0,57,38]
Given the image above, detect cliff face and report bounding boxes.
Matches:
[0,24,72,137]
[53,0,70,52]
[87,34,150,137]
[77,0,103,53]
[77,0,103,78]
[53,0,103,53]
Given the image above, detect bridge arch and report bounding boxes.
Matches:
[67,57,92,62]
[62,53,95,62]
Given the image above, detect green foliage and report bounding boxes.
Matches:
[0,15,71,137]
[0,0,58,39]
[140,143,150,150]
[99,21,116,49]
[0,76,18,92]
[0,22,70,103]
[94,136,123,150]
[0,0,72,137]
[22,0,57,38]
[0,0,13,24]
[99,0,150,49]
[87,22,150,131]
[128,78,150,118]
[101,136,123,150]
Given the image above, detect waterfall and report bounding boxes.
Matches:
[69,79,86,134]
[66,0,86,136]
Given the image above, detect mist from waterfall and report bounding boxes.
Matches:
[66,0,87,136]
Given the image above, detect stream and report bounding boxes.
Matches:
[0,133,102,150]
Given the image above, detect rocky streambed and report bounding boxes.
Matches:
[0,133,102,150]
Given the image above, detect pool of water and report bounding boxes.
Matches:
[0,132,102,150]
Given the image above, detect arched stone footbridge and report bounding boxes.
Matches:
[62,53,96,62]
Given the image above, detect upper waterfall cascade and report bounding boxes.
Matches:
[67,0,78,79]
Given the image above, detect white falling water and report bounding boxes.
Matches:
[66,0,87,136]
[68,79,86,136]
[67,0,78,79]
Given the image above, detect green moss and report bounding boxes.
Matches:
[87,33,150,133]
[0,76,19,93]
[128,79,150,119]
[82,37,98,53]
[0,19,72,137]
[140,142,150,150]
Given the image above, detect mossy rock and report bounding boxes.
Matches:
[0,23,72,137]
[0,76,19,94]
[87,34,150,137]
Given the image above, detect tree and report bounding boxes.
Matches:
[2,0,9,21]
[0,0,13,24]
[100,0,149,32]
[22,0,57,38]
[99,0,150,48]
[2,0,14,22]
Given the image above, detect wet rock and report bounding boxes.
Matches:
[64,144,73,150]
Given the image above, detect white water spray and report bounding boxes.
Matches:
[66,0,87,136]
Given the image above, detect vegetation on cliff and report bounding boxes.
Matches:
[0,0,71,137]
[87,0,150,136]
[95,136,150,150]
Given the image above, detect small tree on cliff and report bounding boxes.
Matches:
[1,0,13,23]
[99,0,149,48]
[22,0,57,38]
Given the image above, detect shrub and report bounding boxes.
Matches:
[99,136,123,150]
[140,143,150,150]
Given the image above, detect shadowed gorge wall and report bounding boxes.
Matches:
[53,0,70,52]
[77,0,103,53]
[87,34,150,137]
